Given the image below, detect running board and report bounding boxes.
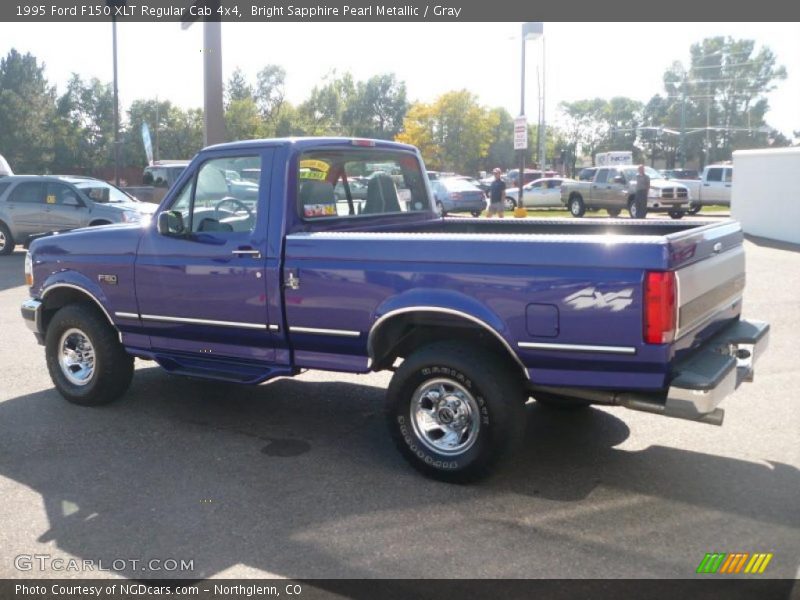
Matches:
[152,353,291,384]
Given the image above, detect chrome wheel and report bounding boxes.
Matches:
[0,230,6,251]
[58,328,96,386]
[410,378,481,455]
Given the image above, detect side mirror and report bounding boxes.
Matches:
[613,175,625,184]
[157,211,186,236]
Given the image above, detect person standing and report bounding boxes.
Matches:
[634,164,650,218]
[487,168,506,218]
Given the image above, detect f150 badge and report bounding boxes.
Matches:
[565,287,633,311]
[98,274,118,285]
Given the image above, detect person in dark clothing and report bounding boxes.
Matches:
[634,164,650,218]
[487,168,506,218]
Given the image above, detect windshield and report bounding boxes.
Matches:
[622,166,662,180]
[75,180,135,203]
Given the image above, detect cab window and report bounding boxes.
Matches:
[595,169,609,184]
[165,155,261,234]
[8,182,43,203]
[297,149,430,219]
[706,168,723,182]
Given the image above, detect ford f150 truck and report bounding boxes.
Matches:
[561,165,691,219]
[20,138,768,482]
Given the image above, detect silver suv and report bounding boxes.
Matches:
[0,175,156,255]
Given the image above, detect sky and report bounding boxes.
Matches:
[1,21,798,138]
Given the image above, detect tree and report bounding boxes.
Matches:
[484,107,515,170]
[225,97,264,141]
[558,98,609,166]
[298,71,355,136]
[52,74,115,172]
[662,37,787,165]
[0,49,56,172]
[343,73,408,140]
[255,65,287,130]
[397,91,491,174]
[226,67,254,106]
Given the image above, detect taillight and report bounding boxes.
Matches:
[643,271,676,344]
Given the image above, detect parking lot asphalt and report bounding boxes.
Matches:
[0,223,798,581]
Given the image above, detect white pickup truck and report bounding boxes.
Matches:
[673,165,733,213]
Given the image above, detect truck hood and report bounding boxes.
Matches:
[649,178,688,191]
[29,223,145,256]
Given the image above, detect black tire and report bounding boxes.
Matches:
[471,210,482,217]
[568,195,585,218]
[534,392,592,410]
[504,197,516,210]
[668,210,685,220]
[607,208,621,218]
[628,197,647,219]
[0,221,14,255]
[45,304,134,406]
[89,220,112,226]
[687,203,702,215]
[386,341,527,483]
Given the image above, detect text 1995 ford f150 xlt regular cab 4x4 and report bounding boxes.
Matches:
[20,138,769,482]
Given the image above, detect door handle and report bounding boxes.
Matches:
[725,184,731,187]
[703,184,710,187]
[232,248,261,258]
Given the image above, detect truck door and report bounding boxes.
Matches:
[592,168,610,206]
[605,168,627,208]
[703,167,725,203]
[134,149,277,363]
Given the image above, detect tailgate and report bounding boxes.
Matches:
[668,221,746,352]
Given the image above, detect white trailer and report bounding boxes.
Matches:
[732,147,800,245]
[595,151,633,167]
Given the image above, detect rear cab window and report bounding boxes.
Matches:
[296,148,430,220]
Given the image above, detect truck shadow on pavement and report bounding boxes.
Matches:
[0,250,25,293]
[0,366,797,579]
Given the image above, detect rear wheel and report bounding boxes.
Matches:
[45,304,134,406]
[0,222,14,255]
[386,342,526,482]
[436,201,446,216]
[471,210,482,217]
[669,210,685,220]
[504,197,517,211]
[569,195,585,218]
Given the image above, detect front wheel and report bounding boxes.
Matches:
[669,210,685,220]
[628,197,647,219]
[470,210,482,217]
[504,197,517,210]
[386,342,526,482]
[569,195,586,218]
[0,221,14,255]
[45,304,134,406]
[687,203,702,215]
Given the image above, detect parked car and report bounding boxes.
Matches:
[431,177,487,216]
[504,177,571,210]
[0,175,156,255]
[504,168,557,188]
[674,164,733,214]
[560,166,690,218]
[334,177,369,201]
[20,137,768,483]
[142,161,190,204]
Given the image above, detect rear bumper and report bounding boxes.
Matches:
[624,318,769,424]
[21,298,45,345]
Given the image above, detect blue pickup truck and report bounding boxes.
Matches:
[20,138,769,482]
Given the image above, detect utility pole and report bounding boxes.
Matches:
[678,76,687,169]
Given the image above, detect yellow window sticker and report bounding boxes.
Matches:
[299,159,330,173]
[46,195,56,204]
[299,170,327,181]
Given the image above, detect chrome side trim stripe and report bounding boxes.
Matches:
[289,326,361,338]
[268,324,280,332]
[517,341,637,355]
[139,314,267,330]
[114,312,139,319]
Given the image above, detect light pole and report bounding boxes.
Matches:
[182,1,227,147]
[515,22,543,219]
[106,0,126,186]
